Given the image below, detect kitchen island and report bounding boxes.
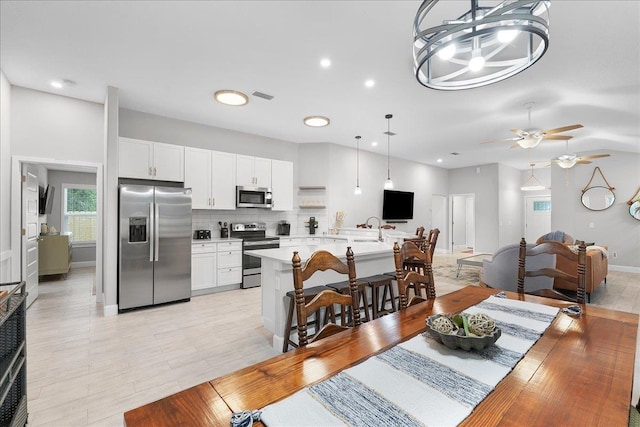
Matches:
[245,241,395,351]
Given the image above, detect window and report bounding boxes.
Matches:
[533,200,551,212]
[62,184,97,243]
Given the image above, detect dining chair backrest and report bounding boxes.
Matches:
[415,227,425,239]
[356,223,372,229]
[517,238,587,304]
[291,247,361,347]
[381,224,396,230]
[395,270,433,309]
[393,241,436,308]
[425,228,440,259]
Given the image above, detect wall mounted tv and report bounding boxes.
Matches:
[39,185,55,215]
[382,189,414,220]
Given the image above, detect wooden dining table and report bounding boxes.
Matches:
[123,286,638,426]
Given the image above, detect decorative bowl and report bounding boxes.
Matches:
[426,313,501,351]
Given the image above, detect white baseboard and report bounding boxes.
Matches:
[609,265,640,274]
[71,261,96,268]
[103,304,118,316]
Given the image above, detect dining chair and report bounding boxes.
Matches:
[395,270,434,309]
[425,228,440,259]
[403,226,427,250]
[415,226,425,239]
[356,223,372,229]
[392,241,436,303]
[517,238,587,304]
[381,224,396,230]
[291,247,361,347]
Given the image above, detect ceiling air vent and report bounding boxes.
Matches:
[252,91,274,100]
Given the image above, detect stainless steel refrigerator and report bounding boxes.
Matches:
[118,184,192,311]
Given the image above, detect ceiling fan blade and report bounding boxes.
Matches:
[576,160,592,164]
[543,135,573,140]
[480,137,520,144]
[543,124,584,134]
[509,143,521,149]
[510,128,526,136]
[579,154,611,160]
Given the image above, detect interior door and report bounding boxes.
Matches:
[22,164,39,307]
[525,196,551,242]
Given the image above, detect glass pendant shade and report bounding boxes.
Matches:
[384,114,394,190]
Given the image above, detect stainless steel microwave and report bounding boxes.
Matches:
[236,186,272,208]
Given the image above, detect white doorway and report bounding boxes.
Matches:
[450,193,475,252]
[431,194,447,252]
[22,164,40,307]
[11,156,103,309]
[524,196,551,243]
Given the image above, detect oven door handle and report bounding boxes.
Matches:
[243,240,279,247]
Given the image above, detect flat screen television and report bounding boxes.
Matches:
[39,185,55,215]
[382,189,414,220]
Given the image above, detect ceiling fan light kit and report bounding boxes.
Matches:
[413,0,550,90]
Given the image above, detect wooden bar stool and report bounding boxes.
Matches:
[360,274,396,318]
[326,280,370,324]
[282,285,336,352]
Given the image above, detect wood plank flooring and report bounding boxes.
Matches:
[26,257,639,426]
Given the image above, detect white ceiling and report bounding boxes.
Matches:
[1,1,638,170]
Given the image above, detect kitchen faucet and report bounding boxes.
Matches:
[365,216,383,241]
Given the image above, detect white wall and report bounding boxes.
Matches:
[498,164,524,248]
[449,164,500,253]
[299,143,449,237]
[0,71,11,281]
[11,87,104,163]
[551,152,640,269]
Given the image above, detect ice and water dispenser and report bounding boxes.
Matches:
[128,217,148,243]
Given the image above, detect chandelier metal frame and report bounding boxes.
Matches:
[413,0,550,90]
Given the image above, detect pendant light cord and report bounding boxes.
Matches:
[386,114,392,180]
[356,135,361,186]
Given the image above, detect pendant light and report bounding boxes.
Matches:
[521,163,545,191]
[354,135,362,195]
[384,114,394,190]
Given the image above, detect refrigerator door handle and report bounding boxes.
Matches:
[154,203,160,262]
[149,203,154,262]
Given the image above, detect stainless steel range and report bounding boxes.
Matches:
[230,222,279,288]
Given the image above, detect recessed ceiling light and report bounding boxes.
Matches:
[320,58,331,68]
[437,158,443,163]
[50,81,63,89]
[214,90,249,106]
[365,79,375,88]
[303,116,330,127]
[371,141,378,147]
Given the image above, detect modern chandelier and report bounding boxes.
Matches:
[521,163,545,191]
[413,0,551,90]
[384,114,394,190]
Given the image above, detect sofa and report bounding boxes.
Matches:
[536,231,609,300]
[480,243,555,293]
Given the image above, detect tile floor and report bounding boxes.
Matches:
[25,256,640,426]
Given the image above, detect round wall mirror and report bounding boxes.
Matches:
[630,200,640,220]
[581,186,615,211]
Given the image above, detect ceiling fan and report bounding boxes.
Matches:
[551,140,610,168]
[482,102,584,149]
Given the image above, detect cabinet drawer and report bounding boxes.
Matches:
[217,250,242,269]
[217,241,242,251]
[280,238,303,247]
[306,237,322,244]
[217,266,242,286]
[192,243,216,254]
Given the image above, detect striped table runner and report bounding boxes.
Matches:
[260,295,560,427]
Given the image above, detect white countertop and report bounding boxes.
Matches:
[191,237,242,244]
[245,241,394,264]
[276,234,349,240]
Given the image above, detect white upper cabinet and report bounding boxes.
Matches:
[271,160,293,211]
[211,151,236,209]
[185,147,236,210]
[184,147,212,209]
[236,155,272,187]
[119,137,184,182]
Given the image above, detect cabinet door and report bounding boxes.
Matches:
[185,147,212,209]
[236,155,255,187]
[253,157,272,187]
[191,252,216,291]
[211,151,237,210]
[119,138,153,179]
[271,160,293,211]
[154,142,184,182]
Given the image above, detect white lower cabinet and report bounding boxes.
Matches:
[216,241,243,286]
[191,241,242,292]
[191,243,217,291]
